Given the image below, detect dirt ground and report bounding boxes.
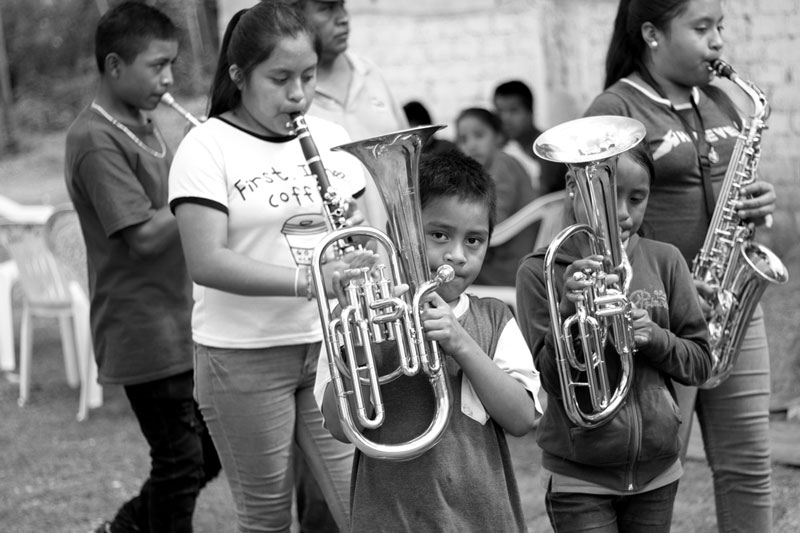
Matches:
[2,120,799,532]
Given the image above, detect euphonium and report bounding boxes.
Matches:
[535,116,645,428]
[160,92,203,127]
[310,125,455,461]
[692,59,788,389]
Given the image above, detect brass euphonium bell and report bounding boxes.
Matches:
[535,115,645,428]
[311,125,455,461]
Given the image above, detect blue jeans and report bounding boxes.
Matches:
[115,370,221,533]
[675,310,772,532]
[195,342,354,533]
[545,480,679,532]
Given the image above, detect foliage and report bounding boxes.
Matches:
[1,0,217,132]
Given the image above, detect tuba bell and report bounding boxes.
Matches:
[311,125,455,461]
[535,116,645,428]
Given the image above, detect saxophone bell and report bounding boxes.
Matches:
[535,116,645,428]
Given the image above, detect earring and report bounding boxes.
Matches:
[649,41,658,49]
[568,191,575,199]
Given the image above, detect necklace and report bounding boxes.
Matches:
[91,101,166,159]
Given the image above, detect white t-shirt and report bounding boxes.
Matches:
[169,115,365,348]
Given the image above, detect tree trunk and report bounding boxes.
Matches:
[0,5,18,154]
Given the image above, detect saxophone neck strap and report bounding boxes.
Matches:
[639,67,720,221]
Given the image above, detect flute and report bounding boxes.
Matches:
[160,92,202,127]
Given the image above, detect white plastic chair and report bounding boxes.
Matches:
[0,205,102,421]
[468,190,566,313]
[44,205,103,421]
[0,196,53,372]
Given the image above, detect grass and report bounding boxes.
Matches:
[2,104,799,532]
[2,327,799,532]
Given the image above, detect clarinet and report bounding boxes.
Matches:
[289,113,354,251]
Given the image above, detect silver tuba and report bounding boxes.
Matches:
[535,116,645,428]
[692,59,789,389]
[311,125,455,461]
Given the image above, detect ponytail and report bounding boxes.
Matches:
[604,0,691,89]
[605,0,641,89]
[207,1,316,118]
[208,9,247,117]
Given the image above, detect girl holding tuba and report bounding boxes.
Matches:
[584,1,778,531]
[516,142,712,532]
[168,2,377,531]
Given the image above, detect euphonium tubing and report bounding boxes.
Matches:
[535,116,645,428]
[311,125,456,461]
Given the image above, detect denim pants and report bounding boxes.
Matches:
[194,342,354,533]
[545,480,679,532]
[675,310,772,532]
[115,370,221,533]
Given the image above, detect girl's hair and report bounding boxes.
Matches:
[95,2,179,73]
[604,0,691,88]
[563,142,655,229]
[208,1,317,117]
[625,141,656,186]
[455,107,503,134]
[419,151,497,235]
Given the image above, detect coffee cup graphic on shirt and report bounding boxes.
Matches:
[282,213,328,266]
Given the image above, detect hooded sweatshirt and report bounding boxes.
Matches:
[516,235,711,491]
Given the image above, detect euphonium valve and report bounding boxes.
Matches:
[311,125,455,461]
[535,116,645,428]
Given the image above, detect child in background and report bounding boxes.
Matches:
[516,142,712,532]
[456,107,537,286]
[403,100,458,155]
[315,150,542,532]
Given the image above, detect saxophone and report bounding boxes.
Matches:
[691,59,788,389]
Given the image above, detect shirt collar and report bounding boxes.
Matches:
[315,52,371,101]
[621,77,701,110]
[452,292,469,319]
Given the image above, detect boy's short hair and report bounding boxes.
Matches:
[493,80,534,112]
[418,151,497,235]
[95,2,179,73]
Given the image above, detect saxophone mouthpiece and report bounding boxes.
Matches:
[711,59,737,80]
